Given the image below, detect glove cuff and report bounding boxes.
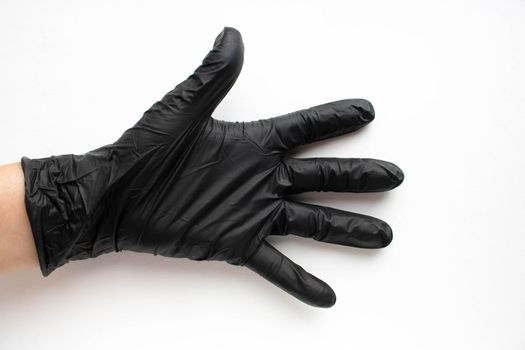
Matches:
[21,156,61,276]
[20,155,107,276]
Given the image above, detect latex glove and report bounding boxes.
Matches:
[21,27,403,307]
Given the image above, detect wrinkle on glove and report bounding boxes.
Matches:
[21,27,403,308]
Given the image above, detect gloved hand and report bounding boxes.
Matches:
[21,27,403,307]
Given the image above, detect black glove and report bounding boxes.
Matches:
[21,27,403,307]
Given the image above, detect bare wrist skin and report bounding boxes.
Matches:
[0,162,38,275]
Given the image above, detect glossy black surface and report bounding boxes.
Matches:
[21,27,403,307]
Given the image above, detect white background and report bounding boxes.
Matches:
[1,0,524,349]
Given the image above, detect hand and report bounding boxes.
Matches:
[21,27,404,307]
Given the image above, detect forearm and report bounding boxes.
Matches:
[0,162,38,275]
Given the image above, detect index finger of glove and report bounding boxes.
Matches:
[248,99,375,153]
